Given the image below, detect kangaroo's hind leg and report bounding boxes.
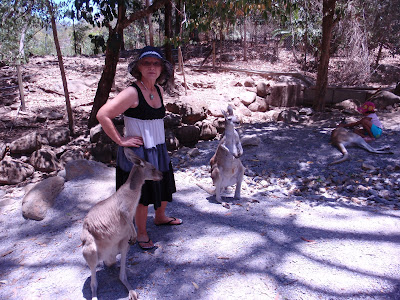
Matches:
[118,239,138,300]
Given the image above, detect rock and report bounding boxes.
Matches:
[65,159,113,181]
[89,124,103,143]
[298,107,314,116]
[47,111,64,120]
[46,128,70,147]
[241,134,261,147]
[164,113,182,129]
[237,105,252,117]
[9,132,41,154]
[334,99,360,111]
[264,109,282,122]
[277,109,300,123]
[175,125,200,147]
[207,102,228,117]
[21,176,65,221]
[256,82,270,97]
[188,148,200,157]
[0,157,35,184]
[248,97,268,112]
[243,77,255,87]
[239,91,257,106]
[59,148,85,165]
[362,163,376,171]
[90,142,114,163]
[30,148,61,172]
[198,120,218,141]
[229,80,242,87]
[369,90,400,109]
[166,96,207,125]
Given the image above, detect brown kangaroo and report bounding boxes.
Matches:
[330,126,393,165]
[80,148,162,300]
[208,105,245,203]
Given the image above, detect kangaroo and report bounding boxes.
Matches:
[330,126,393,165]
[80,148,162,300]
[200,105,245,204]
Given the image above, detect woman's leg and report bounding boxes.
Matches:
[154,201,182,225]
[135,204,154,248]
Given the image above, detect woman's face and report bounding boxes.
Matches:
[138,57,163,81]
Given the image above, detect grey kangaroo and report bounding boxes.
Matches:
[81,148,162,300]
[208,105,245,203]
[330,126,393,165]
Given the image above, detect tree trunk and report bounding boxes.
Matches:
[17,23,27,111]
[146,0,154,46]
[88,29,123,128]
[375,41,384,66]
[47,0,74,134]
[164,1,173,63]
[313,0,336,111]
[175,0,181,36]
[87,0,169,128]
[243,17,247,61]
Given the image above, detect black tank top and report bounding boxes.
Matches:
[123,82,166,120]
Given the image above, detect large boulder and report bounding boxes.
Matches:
[165,96,207,125]
[30,148,60,172]
[175,125,200,147]
[369,91,400,109]
[46,128,70,147]
[21,176,65,221]
[8,132,41,154]
[0,157,35,184]
[64,159,114,181]
[198,120,218,141]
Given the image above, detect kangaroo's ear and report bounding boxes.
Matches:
[227,105,234,116]
[124,147,142,165]
[221,109,228,118]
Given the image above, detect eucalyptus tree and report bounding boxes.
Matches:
[0,0,45,110]
[74,0,169,128]
[363,0,400,65]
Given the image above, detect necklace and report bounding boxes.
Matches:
[140,81,154,100]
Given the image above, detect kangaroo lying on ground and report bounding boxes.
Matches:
[81,148,162,300]
[330,126,393,165]
[199,105,245,204]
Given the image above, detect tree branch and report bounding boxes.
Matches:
[122,0,170,29]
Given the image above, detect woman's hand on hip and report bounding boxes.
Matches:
[120,136,143,147]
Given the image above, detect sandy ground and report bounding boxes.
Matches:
[1,114,400,300]
[1,54,400,300]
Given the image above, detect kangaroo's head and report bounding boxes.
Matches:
[124,148,163,182]
[221,105,243,158]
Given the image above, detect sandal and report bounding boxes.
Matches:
[137,238,155,250]
[154,217,183,226]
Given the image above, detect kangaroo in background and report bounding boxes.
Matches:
[80,148,162,300]
[200,105,245,204]
[330,125,393,165]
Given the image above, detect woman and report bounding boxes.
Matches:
[97,46,182,250]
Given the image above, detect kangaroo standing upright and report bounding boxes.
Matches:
[330,126,393,165]
[80,148,162,300]
[209,105,245,203]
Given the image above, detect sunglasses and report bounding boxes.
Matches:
[140,61,162,67]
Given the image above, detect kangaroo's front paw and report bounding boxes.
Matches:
[128,236,137,245]
[128,290,138,300]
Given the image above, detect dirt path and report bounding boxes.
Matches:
[1,116,400,300]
